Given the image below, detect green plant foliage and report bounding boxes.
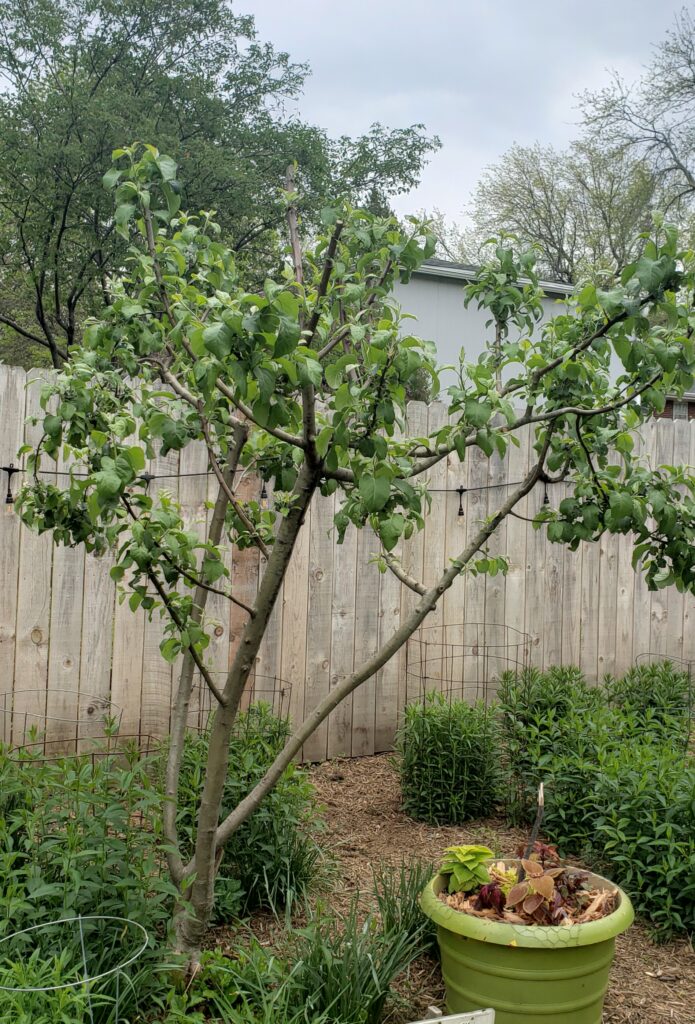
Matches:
[175,703,325,919]
[371,857,438,953]
[497,666,603,823]
[591,743,695,937]
[168,861,433,1024]
[439,845,493,894]
[396,693,500,825]
[604,660,693,742]
[0,746,176,1022]
[499,663,694,938]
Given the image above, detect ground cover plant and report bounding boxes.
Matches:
[498,663,695,938]
[16,140,695,962]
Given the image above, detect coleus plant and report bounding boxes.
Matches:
[440,845,494,893]
[441,842,598,926]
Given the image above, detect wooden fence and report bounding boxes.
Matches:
[1,364,694,760]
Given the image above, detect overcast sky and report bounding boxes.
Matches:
[251,0,686,224]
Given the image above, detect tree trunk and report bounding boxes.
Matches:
[175,461,320,958]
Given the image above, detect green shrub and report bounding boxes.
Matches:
[176,702,325,920]
[395,693,499,825]
[499,663,695,938]
[592,744,695,938]
[497,666,602,823]
[604,661,693,745]
[0,746,175,1023]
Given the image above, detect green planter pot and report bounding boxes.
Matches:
[420,868,634,1024]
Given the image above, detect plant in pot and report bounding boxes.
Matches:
[419,807,634,1023]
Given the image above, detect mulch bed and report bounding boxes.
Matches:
[307,753,695,1024]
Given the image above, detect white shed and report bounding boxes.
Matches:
[393,258,572,391]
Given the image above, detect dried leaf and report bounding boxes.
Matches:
[505,882,529,907]
[522,892,544,915]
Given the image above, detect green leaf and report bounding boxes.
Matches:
[43,414,62,438]
[155,154,178,181]
[125,446,146,472]
[102,167,121,189]
[203,322,235,360]
[464,398,492,428]
[359,473,391,513]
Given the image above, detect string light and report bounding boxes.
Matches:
[2,464,19,512]
[2,463,559,516]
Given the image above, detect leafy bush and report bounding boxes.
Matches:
[604,661,693,744]
[592,744,695,937]
[497,666,602,823]
[499,663,695,938]
[0,746,175,1022]
[176,703,325,920]
[395,693,499,824]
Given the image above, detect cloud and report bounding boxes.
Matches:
[249,0,685,220]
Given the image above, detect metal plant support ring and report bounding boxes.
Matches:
[0,688,123,758]
[0,914,148,1024]
[0,915,148,992]
[405,622,532,706]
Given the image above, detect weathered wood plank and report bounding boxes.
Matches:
[401,402,428,704]
[11,373,53,747]
[327,519,357,759]
[281,498,311,731]
[351,522,381,757]
[648,418,675,657]
[140,441,180,738]
[302,490,336,762]
[0,367,27,745]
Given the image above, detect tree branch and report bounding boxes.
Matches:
[211,431,553,852]
[164,422,247,885]
[382,550,426,595]
[200,419,270,560]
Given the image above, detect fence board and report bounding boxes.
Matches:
[0,367,27,743]
[11,373,53,742]
[3,372,695,760]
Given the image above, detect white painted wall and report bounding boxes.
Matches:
[393,265,572,394]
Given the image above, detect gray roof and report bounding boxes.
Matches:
[415,257,574,298]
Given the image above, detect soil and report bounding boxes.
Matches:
[306,753,695,1024]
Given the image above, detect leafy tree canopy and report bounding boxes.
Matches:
[16,146,695,957]
[0,0,439,367]
[430,141,669,285]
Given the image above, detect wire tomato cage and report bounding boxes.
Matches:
[0,914,149,1024]
[405,622,532,707]
[0,688,124,760]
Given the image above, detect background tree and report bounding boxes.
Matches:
[0,0,438,368]
[582,8,695,218]
[432,141,666,284]
[17,146,695,962]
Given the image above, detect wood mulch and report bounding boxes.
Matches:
[307,753,695,1024]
